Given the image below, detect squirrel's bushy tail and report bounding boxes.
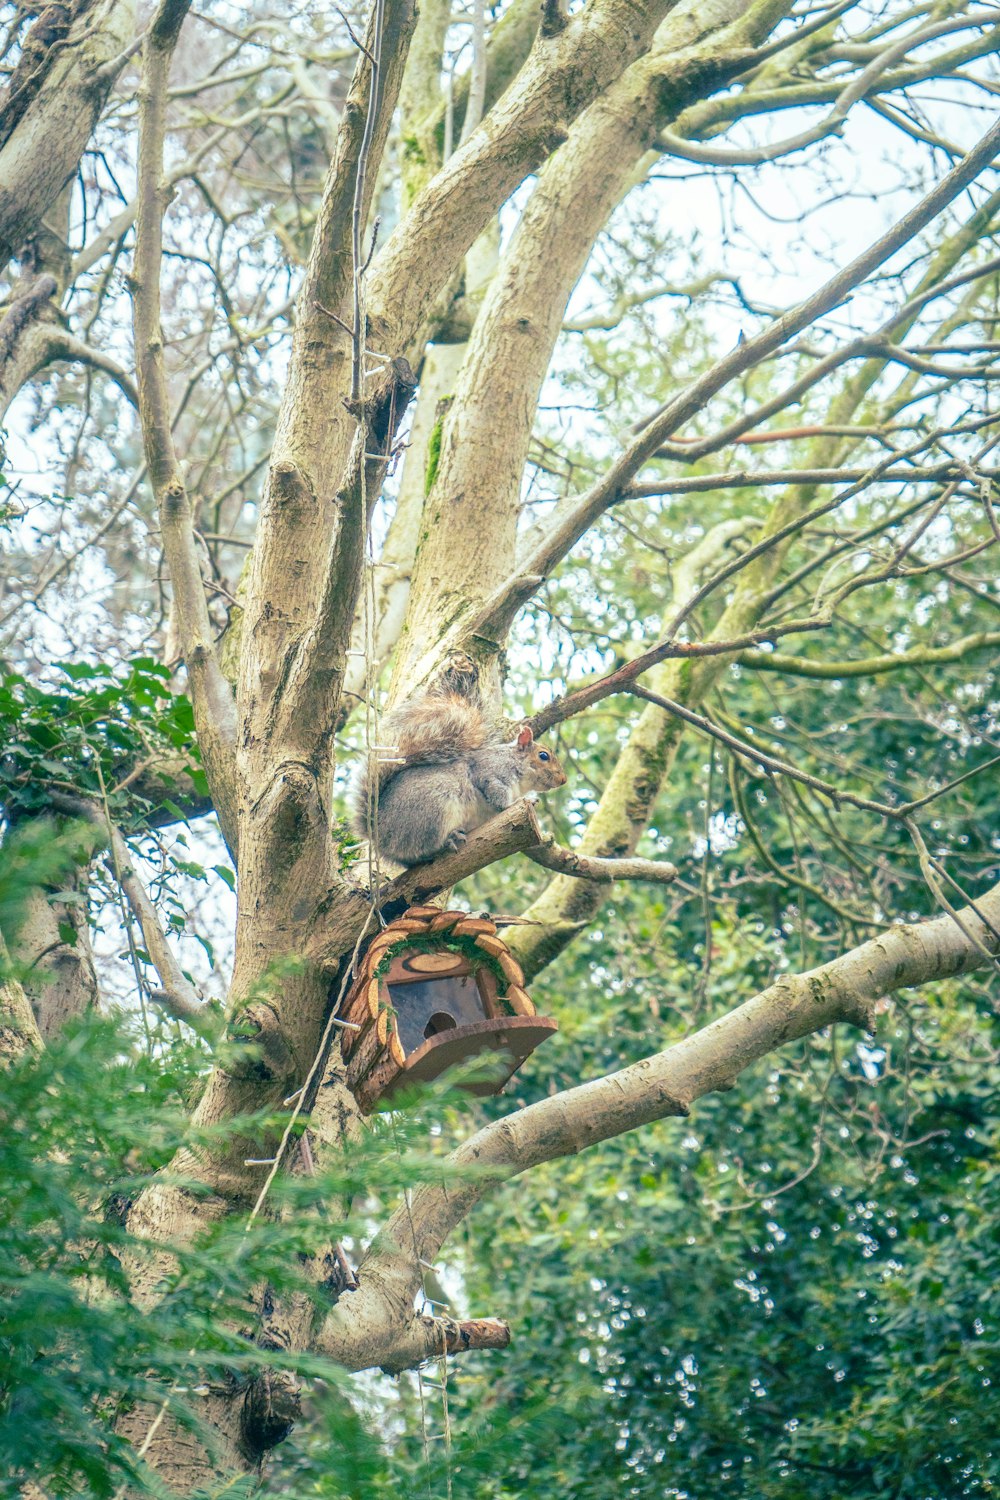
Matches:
[350,657,498,839]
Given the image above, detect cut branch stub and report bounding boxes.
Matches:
[338,907,555,1113]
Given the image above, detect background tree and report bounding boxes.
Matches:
[1,0,999,1492]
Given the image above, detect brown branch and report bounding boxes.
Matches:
[624,462,992,496]
[523,838,678,886]
[306,799,544,974]
[385,797,544,902]
[658,12,995,167]
[527,618,831,737]
[132,0,239,853]
[44,330,140,409]
[626,682,904,820]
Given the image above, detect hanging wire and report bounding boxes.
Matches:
[396,1136,433,1490]
[362,372,387,916]
[394,1114,455,1497]
[440,1322,454,1500]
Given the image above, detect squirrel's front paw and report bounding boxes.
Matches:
[442,829,468,852]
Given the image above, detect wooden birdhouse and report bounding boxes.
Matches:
[338,907,557,1114]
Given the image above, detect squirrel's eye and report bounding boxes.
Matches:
[538,751,550,762]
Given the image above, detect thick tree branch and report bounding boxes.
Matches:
[0,0,134,267]
[391,0,789,686]
[237,0,417,842]
[241,0,672,794]
[362,1314,511,1376]
[366,0,677,363]
[132,0,239,851]
[403,0,540,203]
[0,933,43,1061]
[738,631,1000,678]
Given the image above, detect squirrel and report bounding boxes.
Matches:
[350,658,567,867]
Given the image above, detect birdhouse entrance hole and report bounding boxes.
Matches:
[389,973,487,1053]
[338,907,557,1114]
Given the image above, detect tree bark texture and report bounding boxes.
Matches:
[0,0,135,267]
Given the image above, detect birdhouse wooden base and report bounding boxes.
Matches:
[338,907,557,1114]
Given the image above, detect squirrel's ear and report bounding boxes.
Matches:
[516,725,534,750]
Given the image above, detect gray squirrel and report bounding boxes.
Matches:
[351,659,567,867]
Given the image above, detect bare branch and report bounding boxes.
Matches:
[625,462,997,496]
[471,116,1000,643]
[658,13,998,167]
[104,825,211,1032]
[238,0,418,810]
[524,837,678,886]
[626,682,904,820]
[132,0,239,850]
